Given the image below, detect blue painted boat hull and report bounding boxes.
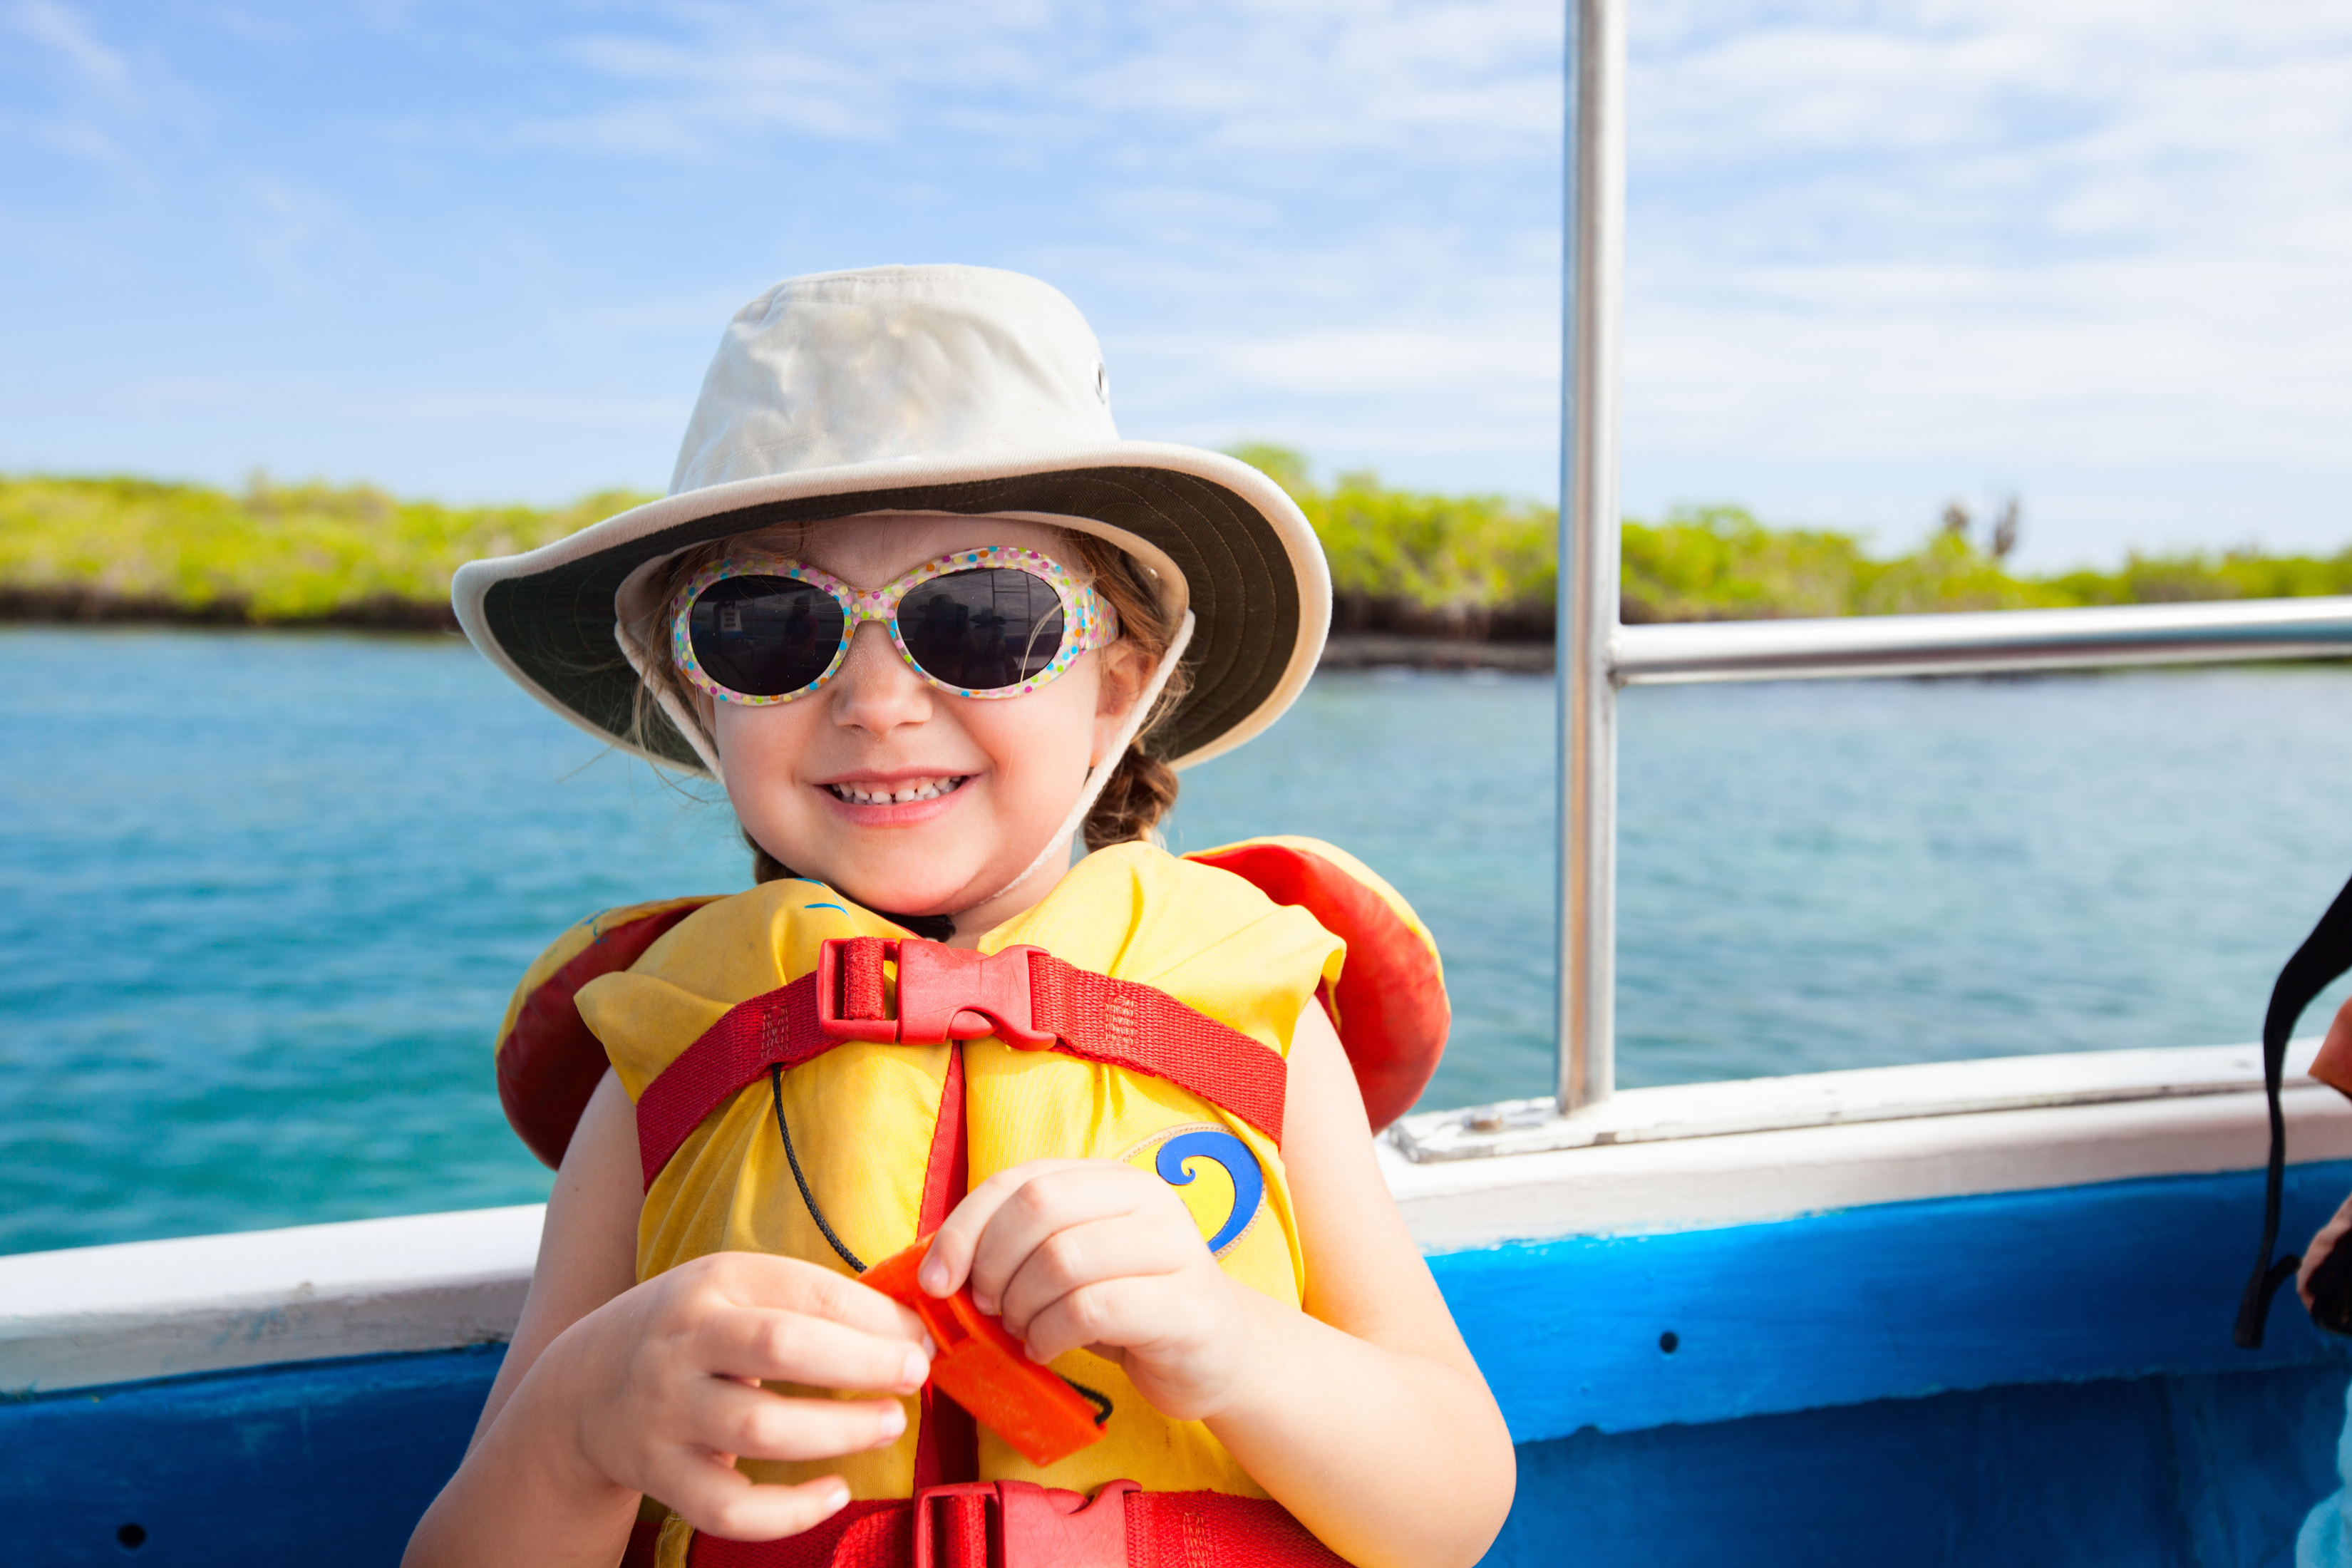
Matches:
[11,1163,2351,1566]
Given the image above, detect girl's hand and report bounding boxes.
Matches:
[525,1251,930,1542]
[2301,1191,2352,1311]
[917,1158,1253,1421]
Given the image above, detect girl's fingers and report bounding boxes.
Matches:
[706,1253,929,1343]
[962,1165,1167,1314]
[919,1158,1097,1299]
[2299,1192,2352,1306]
[992,1214,1191,1339]
[695,1304,929,1395]
[687,1378,909,1463]
[647,1455,855,1544]
[1017,1273,1201,1368]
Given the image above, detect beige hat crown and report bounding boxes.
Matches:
[673,267,1118,492]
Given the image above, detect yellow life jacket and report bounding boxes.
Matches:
[492,838,1449,1567]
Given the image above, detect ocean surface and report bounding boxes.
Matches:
[4,626,2351,1254]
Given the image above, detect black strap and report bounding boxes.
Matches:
[771,1064,868,1274]
[2234,870,2352,1348]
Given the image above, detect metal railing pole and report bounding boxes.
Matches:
[1558,0,1625,1114]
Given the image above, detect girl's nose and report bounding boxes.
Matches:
[827,621,933,736]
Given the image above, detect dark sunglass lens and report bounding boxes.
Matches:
[688,577,845,696]
[899,569,1070,691]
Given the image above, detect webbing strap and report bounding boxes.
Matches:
[1026,953,1286,1145]
[634,946,1286,1190]
[1124,1490,1351,1567]
[910,1043,977,1492]
[679,1483,1349,1567]
[2234,867,2352,1348]
[635,972,828,1190]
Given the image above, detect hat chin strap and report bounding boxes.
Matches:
[962,609,1196,918]
[614,611,729,778]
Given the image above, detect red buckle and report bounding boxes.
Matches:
[815,938,1056,1048]
[911,1480,1135,1568]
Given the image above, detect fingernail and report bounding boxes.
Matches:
[902,1347,928,1388]
[919,1259,948,1295]
[825,1482,851,1514]
[879,1403,907,1439]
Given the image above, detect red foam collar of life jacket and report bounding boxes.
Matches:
[493,842,1450,1170]
[1182,842,1448,1131]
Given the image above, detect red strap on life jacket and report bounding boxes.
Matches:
[909,1041,977,1492]
[633,970,828,1189]
[678,1481,1348,1568]
[634,940,1286,1190]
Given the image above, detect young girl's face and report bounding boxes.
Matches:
[703,515,1147,933]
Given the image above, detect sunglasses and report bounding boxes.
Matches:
[669,545,1121,706]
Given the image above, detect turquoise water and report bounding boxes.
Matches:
[4,626,2350,1254]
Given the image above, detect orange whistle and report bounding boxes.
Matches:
[863,1237,1108,1468]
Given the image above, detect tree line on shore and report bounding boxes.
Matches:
[4,456,2348,636]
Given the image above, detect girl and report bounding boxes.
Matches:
[406,265,1515,1568]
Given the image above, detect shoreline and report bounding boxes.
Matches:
[1317,634,1552,672]
[0,587,462,633]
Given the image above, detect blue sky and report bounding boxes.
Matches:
[4,1,2348,571]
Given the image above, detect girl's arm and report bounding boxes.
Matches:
[922,1001,1517,1568]
[404,1073,931,1568]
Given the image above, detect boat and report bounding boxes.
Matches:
[10,3,2352,1562]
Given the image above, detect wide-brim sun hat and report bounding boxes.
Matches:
[453,264,1331,779]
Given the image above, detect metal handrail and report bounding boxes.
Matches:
[1557,0,1624,1115]
[1616,597,2352,686]
[1552,0,2352,1116]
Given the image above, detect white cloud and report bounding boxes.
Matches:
[9,0,128,87]
[0,378,686,428]
[524,0,1562,168]
[1616,0,2352,563]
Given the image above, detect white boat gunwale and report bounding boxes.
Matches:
[10,1039,2348,1401]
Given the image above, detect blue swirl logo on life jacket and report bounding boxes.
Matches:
[1151,1128,1265,1256]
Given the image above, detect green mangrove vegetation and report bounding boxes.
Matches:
[4,458,2348,635]
[1228,445,2352,633]
[0,474,655,628]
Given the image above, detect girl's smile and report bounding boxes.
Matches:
[821,775,966,805]
[817,771,971,817]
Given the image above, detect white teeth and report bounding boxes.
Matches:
[830,775,965,805]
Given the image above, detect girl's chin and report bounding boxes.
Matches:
[822,855,986,919]
[830,850,1051,924]
[837,880,964,918]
